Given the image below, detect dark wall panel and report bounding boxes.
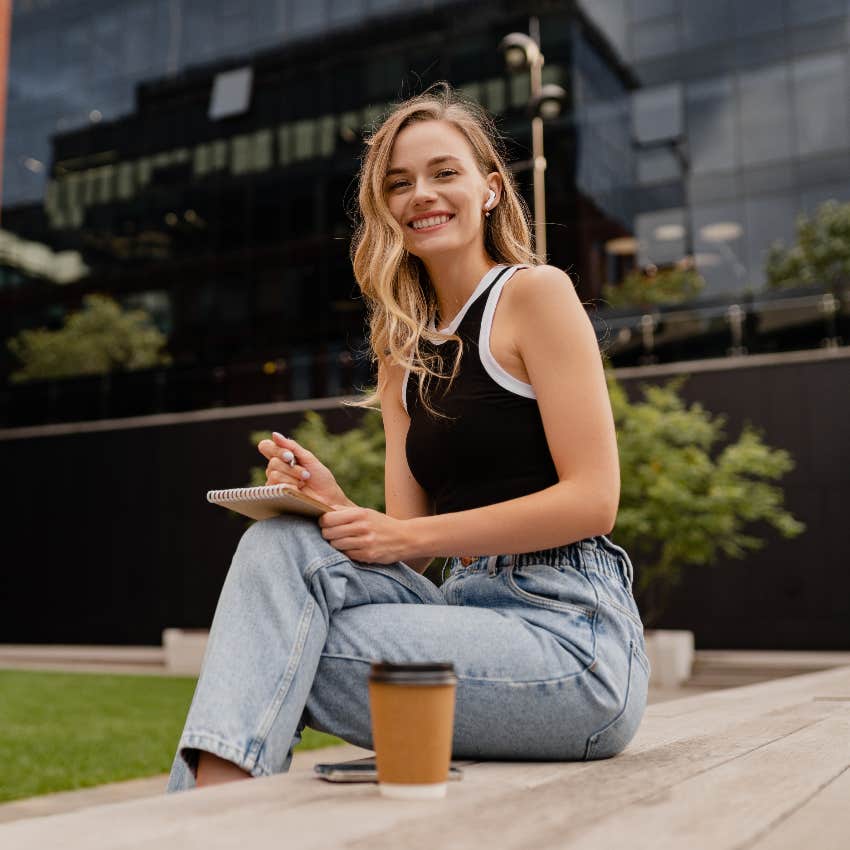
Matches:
[0,404,365,646]
[1,353,848,649]
[618,353,850,649]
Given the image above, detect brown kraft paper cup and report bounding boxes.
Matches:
[368,662,457,800]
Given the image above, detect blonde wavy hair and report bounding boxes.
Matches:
[344,81,542,419]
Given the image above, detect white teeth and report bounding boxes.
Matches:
[411,215,452,230]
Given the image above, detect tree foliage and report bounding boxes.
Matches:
[766,199,850,293]
[602,263,705,309]
[7,294,171,383]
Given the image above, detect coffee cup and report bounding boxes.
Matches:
[368,661,457,799]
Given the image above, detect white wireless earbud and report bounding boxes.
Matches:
[485,190,496,209]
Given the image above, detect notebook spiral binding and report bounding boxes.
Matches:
[207,484,297,502]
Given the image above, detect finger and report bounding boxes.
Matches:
[259,446,293,474]
[267,460,293,483]
[268,456,306,476]
[268,457,286,473]
[326,536,365,552]
[319,508,358,527]
[257,439,280,461]
[321,516,364,538]
[319,518,350,538]
[270,475,308,491]
[272,432,315,463]
[262,441,310,483]
[259,438,298,467]
[267,470,292,485]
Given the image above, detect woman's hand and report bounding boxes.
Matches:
[257,432,354,509]
[318,507,413,565]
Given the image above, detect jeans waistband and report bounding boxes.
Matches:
[581,535,635,587]
[447,535,634,587]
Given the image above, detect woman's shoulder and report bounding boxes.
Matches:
[502,264,580,317]
[508,263,575,287]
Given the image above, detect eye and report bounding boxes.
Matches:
[386,169,458,191]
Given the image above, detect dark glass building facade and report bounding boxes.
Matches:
[2,0,848,421]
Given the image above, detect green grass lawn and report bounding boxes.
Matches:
[0,670,344,804]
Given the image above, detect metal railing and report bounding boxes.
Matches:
[592,287,847,365]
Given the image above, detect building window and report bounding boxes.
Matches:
[680,0,734,49]
[293,118,317,161]
[208,66,254,120]
[739,64,794,167]
[686,75,738,175]
[632,83,682,144]
[792,53,849,157]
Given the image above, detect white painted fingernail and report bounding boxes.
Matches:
[301,470,311,480]
[282,450,294,462]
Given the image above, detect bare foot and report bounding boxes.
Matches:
[196,751,253,787]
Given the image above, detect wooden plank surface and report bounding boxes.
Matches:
[0,743,372,824]
[2,667,848,850]
[748,762,850,850]
[549,710,850,850]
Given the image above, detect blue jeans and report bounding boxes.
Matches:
[166,515,650,792]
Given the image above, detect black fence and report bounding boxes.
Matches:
[1,349,848,649]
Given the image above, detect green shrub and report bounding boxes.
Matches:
[608,373,805,624]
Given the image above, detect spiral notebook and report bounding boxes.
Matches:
[207,484,334,521]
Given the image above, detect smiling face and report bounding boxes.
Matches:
[383,119,500,259]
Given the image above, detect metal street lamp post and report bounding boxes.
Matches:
[499,17,566,262]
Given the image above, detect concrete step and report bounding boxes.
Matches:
[0,644,167,675]
[693,650,850,671]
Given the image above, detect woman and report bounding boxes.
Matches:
[167,82,649,791]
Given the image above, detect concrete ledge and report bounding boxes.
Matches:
[694,650,850,670]
[0,645,163,666]
[645,629,695,687]
[162,630,209,675]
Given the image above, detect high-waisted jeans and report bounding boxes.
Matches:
[166,515,650,792]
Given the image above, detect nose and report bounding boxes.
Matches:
[410,176,438,205]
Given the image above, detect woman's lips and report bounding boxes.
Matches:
[409,215,455,233]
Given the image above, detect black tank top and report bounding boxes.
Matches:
[404,264,559,514]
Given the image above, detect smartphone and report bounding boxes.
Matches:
[314,756,464,783]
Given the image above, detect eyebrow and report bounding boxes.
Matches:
[384,155,462,179]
